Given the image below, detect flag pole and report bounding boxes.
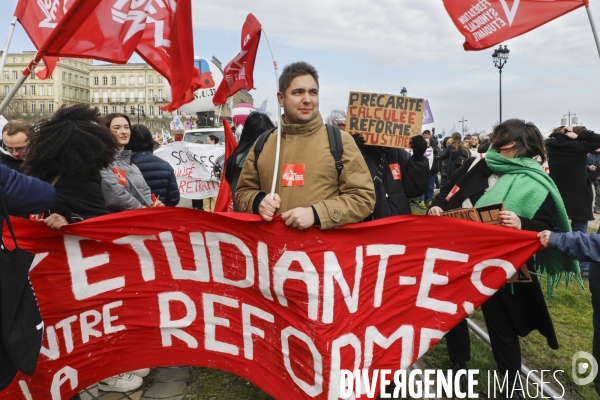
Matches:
[586,4,600,58]
[261,28,281,199]
[0,16,17,82]
[0,57,38,116]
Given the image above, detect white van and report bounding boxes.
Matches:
[183,127,225,145]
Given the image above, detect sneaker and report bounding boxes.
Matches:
[98,373,143,392]
[425,200,432,207]
[132,368,150,378]
[418,201,426,208]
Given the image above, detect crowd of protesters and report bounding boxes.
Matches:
[1,60,600,400]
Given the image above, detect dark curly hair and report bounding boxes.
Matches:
[24,104,117,180]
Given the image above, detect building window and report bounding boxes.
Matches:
[40,102,44,114]
[3,86,8,95]
[48,75,53,80]
[62,72,67,81]
[158,108,163,116]
[30,72,35,80]
[93,77,98,85]
[138,90,144,100]
[158,89,163,101]
[111,91,117,102]
[69,88,73,98]
[62,87,66,96]
[139,105,144,116]
[30,86,35,96]
[75,89,79,100]
[121,91,126,102]
[129,91,135,102]
[138,76,144,84]
[148,75,154,84]
[31,103,36,114]
[158,76,163,83]
[22,102,27,113]
[49,102,54,113]
[121,106,126,114]
[102,91,108,102]
[48,85,53,95]
[176,110,181,116]
[129,76,134,85]
[149,89,154,99]
[103,106,108,115]
[149,105,154,116]
[120,76,125,85]
[85,78,89,86]
[22,86,26,95]
[39,86,44,96]
[112,106,117,113]
[111,76,117,85]
[3,71,8,80]
[103,76,108,85]
[93,91,99,102]
[74,74,78,84]
[12,71,17,80]
[21,57,25,63]
[68,73,72,83]
[130,106,135,116]
[149,121,153,128]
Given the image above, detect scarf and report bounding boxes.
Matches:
[475,149,582,296]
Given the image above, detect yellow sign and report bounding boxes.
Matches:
[345,91,425,149]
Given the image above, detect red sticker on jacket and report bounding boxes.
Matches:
[112,167,127,186]
[29,212,45,221]
[446,185,460,201]
[389,163,401,180]
[282,164,305,187]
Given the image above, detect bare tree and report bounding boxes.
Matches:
[325,108,347,124]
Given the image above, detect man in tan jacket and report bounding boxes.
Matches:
[236,62,375,230]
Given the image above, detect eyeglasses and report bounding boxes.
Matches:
[3,144,27,154]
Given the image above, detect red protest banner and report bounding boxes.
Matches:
[443,0,588,50]
[2,209,541,399]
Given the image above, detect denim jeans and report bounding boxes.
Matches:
[572,220,590,272]
[420,175,436,202]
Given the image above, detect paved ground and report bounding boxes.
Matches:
[79,367,189,400]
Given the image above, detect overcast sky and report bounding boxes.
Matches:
[2,0,599,134]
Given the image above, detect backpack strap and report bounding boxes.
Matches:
[325,124,344,177]
[253,127,278,170]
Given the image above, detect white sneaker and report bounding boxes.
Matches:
[132,368,150,378]
[98,373,143,392]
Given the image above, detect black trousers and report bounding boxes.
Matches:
[446,289,521,376]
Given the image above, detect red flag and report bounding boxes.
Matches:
[213,14,262,106]
[443,0,588,50]
[14,0,200,108]
[134,0,202,111]
[213,119,238,212]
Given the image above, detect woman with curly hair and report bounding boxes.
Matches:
[100,113,162,211]
[24,104,115,229]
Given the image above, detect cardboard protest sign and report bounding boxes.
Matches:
[154,142,224,199]
[346,92,425,149]
[441,203,531,283]
[3,210,542,399]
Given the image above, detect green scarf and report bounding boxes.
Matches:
[475,149,582,296]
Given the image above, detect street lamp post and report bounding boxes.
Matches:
[492,45,510,123]
[400,87,407,97]
[459,116,468,136]
[561,111,578,127]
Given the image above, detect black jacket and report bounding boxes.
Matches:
[361,146,429,219]
[132,152,180,206]
[48,174,110,222]
[431,157,558,349]
[0,153,24,174]
[439,144,471,181]
[545,129,600,221]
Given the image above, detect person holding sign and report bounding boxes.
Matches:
[236,62,375,229]
[428,119,578,399]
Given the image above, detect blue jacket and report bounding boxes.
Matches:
[0,163,55,225]
[131,151,180,206]
[549,231,600,264]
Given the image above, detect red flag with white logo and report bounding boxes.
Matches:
[443,0,588,50]
[13,0,200,108]
[213,14,262,106]
[213,119,238,212]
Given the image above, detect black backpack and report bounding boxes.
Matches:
[253,124,344,178]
